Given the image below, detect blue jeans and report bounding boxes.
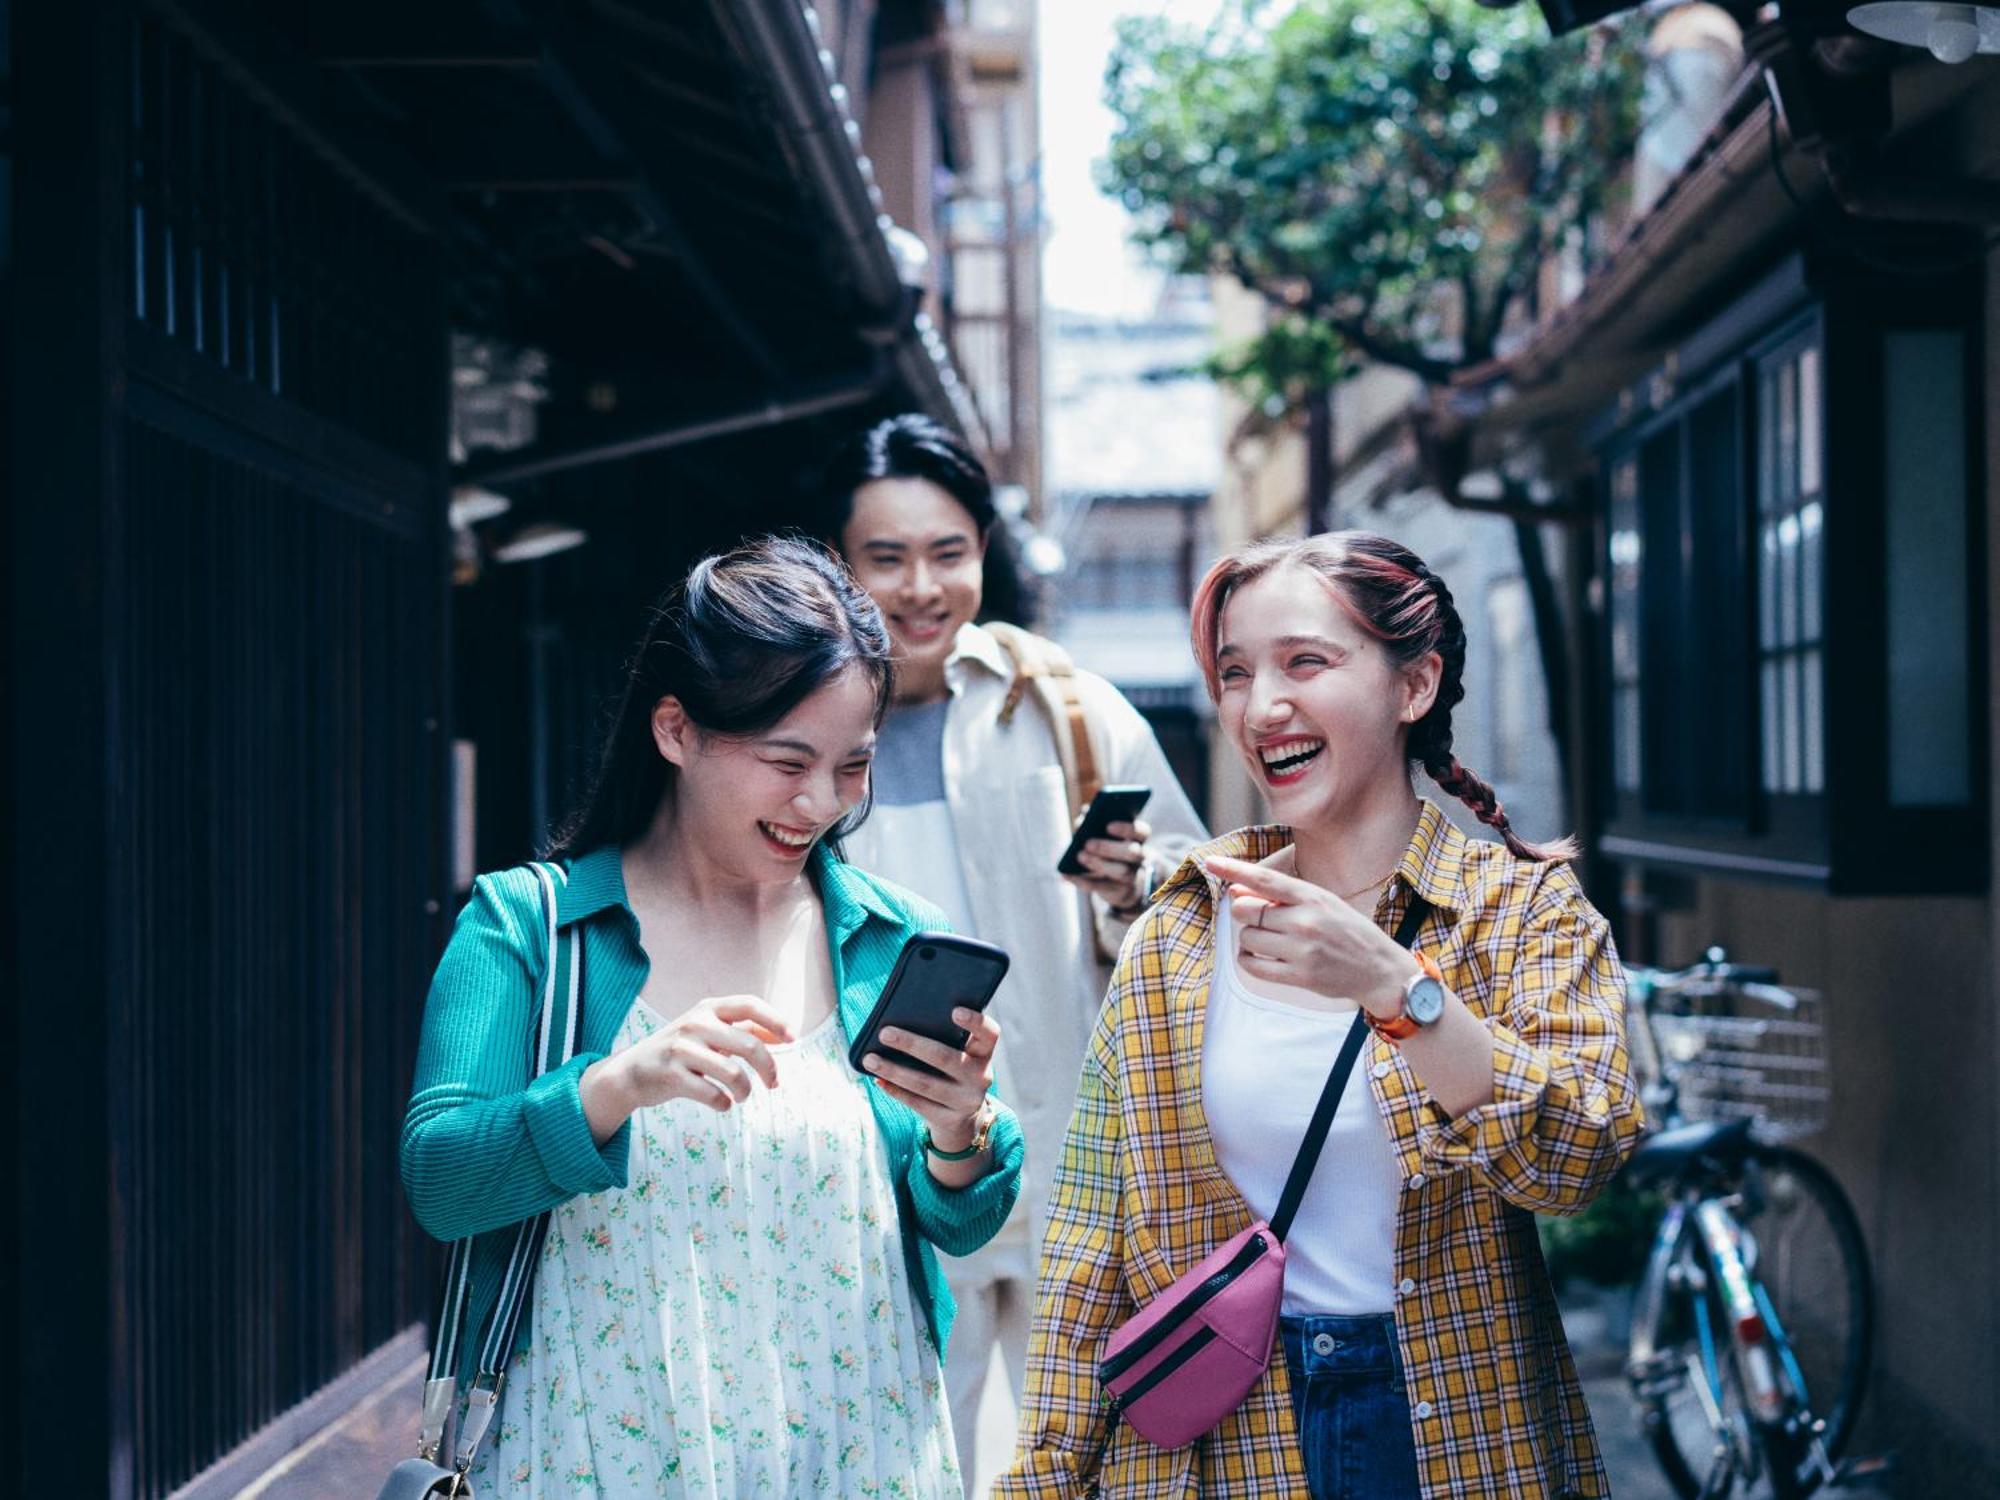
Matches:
[1280,1313,1422,1500]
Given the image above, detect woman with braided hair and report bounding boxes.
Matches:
[998,532,1643,1500]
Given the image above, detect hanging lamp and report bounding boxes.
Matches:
[1847,1,2000,62]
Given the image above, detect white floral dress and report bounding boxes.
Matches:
[473,1002,962,1499]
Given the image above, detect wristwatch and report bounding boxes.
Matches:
[1368,951,1447,1043]
[925,1099,998,1161]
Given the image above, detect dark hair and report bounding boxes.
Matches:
[818,413,998,542]
[1190,531,1579,863]
[547,536,894,858]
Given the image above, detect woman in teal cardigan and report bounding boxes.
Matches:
[402,537,1023,1497]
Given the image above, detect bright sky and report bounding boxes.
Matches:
[1037,0,1225,318]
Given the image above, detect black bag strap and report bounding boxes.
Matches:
[1269,897,1432,1244]
[414,861,584,1476]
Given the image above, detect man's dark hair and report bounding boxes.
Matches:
[819,413,997,541]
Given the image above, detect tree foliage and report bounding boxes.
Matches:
[1103,0,1648,384]
[1105,0,1649,785]
[1204,313,1354,435]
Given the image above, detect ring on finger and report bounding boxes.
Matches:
[1254,904,1270,931]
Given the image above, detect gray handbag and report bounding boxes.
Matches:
[377,863,583,1499]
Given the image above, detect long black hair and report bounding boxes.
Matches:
[547,536,894,859]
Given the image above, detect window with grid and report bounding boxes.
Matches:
[1757,327,1827,800]
[1607,459,1643,797]
[1602,375,1750,827]
[1067,553,1182,611]
[1594,254,1985,893]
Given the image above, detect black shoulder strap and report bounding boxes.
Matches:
[1270,897,1432,1244]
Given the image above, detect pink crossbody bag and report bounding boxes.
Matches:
[1096,898,1432,1450]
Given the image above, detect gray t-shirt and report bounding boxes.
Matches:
[862,698,977,937]
[870,697,951,806]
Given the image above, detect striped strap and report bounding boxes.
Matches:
[418,1239,473,1460]
[418,862,584,1474]
[476,863,582,1380]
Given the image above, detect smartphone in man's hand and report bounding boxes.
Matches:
[1056,785,1153,877]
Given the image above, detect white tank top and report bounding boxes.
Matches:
[1201,897,1402,1316]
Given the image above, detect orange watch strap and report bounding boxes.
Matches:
[1367,1008,1422,1043]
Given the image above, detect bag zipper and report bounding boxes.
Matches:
[1099,1232,1268,1385]
[1107,1325,1220,1411]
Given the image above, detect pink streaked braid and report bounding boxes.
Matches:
[1191,531,1579,863]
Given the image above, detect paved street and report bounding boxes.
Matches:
[231,1366,420,1499]
[1563,1286,1677,1500]
[259,1283,1681,1497]
[958,1304,1678,1498]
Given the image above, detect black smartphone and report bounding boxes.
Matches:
[848,933,1012,1080]
[1056,785,1153,876]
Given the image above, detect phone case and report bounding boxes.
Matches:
[848,933,1011,1080]
[1056,785,1154,876]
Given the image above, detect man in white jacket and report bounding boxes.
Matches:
[822,415,1207,1488]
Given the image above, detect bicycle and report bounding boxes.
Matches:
[1621,949,1891,1499]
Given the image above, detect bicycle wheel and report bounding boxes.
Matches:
[1630,1143,1873,1500]
[1631,1208,1755,1499]
[1737,1143,1874,1484]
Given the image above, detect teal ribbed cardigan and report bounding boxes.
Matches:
[400,841,1025,1387]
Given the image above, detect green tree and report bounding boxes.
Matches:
[1104,0,1647,781]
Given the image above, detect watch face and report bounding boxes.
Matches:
[1405,975,1447,1027]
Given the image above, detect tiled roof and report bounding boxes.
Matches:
[1046,320,1222,499]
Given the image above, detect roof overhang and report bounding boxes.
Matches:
[296,0,981,485]
[1456,42,1997,442]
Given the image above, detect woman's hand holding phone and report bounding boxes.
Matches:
[860,1008,1003,1156]
[579,994,795,1144]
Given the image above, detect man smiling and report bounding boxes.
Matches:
[820,414,1207,1487]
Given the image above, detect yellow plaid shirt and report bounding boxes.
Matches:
[994,801,1644,1499]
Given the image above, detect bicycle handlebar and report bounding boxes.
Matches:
[1629,946,1780,990]
[1624,947,1799,1106]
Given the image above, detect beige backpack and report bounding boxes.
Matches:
[984,622,1131,964]
[983,621,1104,824]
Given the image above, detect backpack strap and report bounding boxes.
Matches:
[985,622,1104,821]
[986,622,1127,964]
[1053,665,1103,819]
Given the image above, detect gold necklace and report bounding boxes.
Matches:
[1292,849,1400,903]
[1336,868,1398,903]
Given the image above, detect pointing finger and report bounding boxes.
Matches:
[878,1026,971,1076]
[1202,854,1316,904]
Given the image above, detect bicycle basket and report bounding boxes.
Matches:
[1650,980,1830,1140]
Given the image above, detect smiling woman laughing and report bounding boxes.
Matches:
[998,532,1644,1500]
[402,537,1022,1497]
